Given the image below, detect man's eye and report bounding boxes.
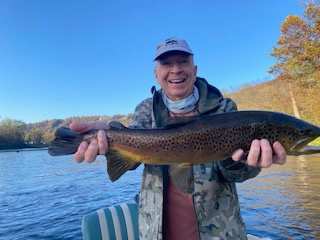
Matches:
[179,60,188,64]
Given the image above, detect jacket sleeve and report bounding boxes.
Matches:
[128,98,153,129]
[214,98,261,182]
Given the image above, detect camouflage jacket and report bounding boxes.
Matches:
[129,78,261,240]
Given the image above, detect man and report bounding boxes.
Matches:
[71,38,287,240]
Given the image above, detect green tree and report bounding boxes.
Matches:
[0,119,26,149]
[24,128,45,145]
[42,130,55,144]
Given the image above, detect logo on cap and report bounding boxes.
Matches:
[154,37,193,60]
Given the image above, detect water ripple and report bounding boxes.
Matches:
[1,152,319,239]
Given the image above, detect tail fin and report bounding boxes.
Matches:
[107,150,140,181]
[48,127,83,156]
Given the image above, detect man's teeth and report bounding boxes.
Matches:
[169,79,185,83]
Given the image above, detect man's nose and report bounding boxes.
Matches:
[170,63,183,73]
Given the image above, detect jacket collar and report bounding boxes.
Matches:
[152,77,223,128]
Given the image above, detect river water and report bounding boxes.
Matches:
[0,150,319,240]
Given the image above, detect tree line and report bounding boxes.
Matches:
[1,2,319,150]
[0,115,132,150]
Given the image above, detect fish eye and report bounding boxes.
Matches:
[300,129,312,135]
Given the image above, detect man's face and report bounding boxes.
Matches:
[154,52,197,100]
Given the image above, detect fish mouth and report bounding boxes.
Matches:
[290,136,320,155]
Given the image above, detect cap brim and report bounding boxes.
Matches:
[154,48,193,60]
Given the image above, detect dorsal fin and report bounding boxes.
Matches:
[164,116,199,129]
[55,126,81,138]
[109,121,127,130]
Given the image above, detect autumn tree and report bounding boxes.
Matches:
[270,2,320,121]
[271,2,320,85]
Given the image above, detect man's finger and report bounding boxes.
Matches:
[232,149,244,161]
[247,139,261,167]
[97,130,108,155]
[259,139,273,168]
[74,141,88,162]
[84,139,99,163]
[272,141,287,165]
[92,121,110,130]
[70,121,91,133]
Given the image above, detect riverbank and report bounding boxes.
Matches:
[0,147,48,153]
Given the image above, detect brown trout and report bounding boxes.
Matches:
[48,111,320,181]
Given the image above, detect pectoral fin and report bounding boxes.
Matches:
[107,150,140,181]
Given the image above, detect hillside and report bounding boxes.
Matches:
[227,79,320,126]
[1,78,319,150]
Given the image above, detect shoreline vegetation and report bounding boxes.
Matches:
[0,115,132,151]
[0,147,48,153]
[1,2,319,150]
[0,106,319,151]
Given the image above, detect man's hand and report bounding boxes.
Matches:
[69,121,109,163]
[232,139,287,168]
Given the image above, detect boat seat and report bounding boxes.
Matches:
[82,202,271,240]
[82,202,139,240]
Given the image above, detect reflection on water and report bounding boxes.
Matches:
[238,155,320,240]
[0,151,319,240]
[0,151,142,240]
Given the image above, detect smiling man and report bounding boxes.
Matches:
[154,39,197,101]
[71,37,287,240]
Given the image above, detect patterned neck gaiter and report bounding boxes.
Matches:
[161,86,199,114]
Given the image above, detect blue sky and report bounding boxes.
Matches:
[0,0,304,123]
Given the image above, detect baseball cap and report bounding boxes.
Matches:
[154,37,193,60]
